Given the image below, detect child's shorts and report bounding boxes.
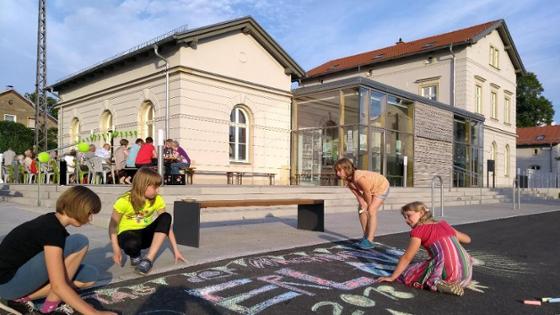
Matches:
[374,187,390,201]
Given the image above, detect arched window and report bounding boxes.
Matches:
[229,106,249,162]
[490,141,497,161]
[70,118,80,143]
[100,110,113,133]
[504,145,510,176]
[139,101,155,138]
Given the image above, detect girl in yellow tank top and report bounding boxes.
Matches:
[334,158,390,250]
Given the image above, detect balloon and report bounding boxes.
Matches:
[38,152,50,163]
[78,142,90,153]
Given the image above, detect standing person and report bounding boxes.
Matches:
[334,158,389,250]
[108,167,185,275]
[169,140,191,174]
[378,201,472,296]
[64,150,77,184]
[134,137,156,168]
[0,186,116,315]
[113,139,129,184]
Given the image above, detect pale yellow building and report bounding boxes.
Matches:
[52,17,304,185]
[302,20,525,187]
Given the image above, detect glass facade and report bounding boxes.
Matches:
[452,116,483,187]
[293,86,414,187]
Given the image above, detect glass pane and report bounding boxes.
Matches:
[239,127,246,144]
[370,91,384,127]
[342,88,360,125]
[297,130,323,185]
[296,90,340,129]
[230,110,235,122]
[229,126,235,143]
[386,98,413,133]
[322,127,338,168]
[454,119,467,143]
[229,143,234,159]
[238,110,246,124]
[342,126,359,163]
[238,144,246,160]
[385,131,413,187]
[369,128,383,173]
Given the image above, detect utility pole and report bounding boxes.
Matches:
[34,0,48,151]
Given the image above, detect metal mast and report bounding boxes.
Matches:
[34,0,48,151]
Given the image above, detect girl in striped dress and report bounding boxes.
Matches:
[378,201,472,296]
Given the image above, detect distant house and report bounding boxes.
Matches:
[0,88,57,129]
[517,125,560,176]
[297,19,525,187]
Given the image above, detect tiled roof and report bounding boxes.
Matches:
[306,20,500,78]
[517,125,560,146]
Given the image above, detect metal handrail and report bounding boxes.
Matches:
[431,175,444,217]
[512,178,521,210]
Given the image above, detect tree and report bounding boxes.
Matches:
[24,92,59,118]
[0,121,35,154]
[516,72,555,127]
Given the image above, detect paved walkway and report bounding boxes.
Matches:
[0,198,559,286]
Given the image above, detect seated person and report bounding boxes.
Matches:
[169,140,191,175]
[95,143,111,161]
[135,137,156,168]
[114,139,130,184]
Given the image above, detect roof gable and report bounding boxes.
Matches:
[51,17,304,90]
[306,19,525,79]
[0,89,58,123]
[517,125,560,146]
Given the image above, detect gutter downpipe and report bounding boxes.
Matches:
[449,43,455,107]
[153,45,169,139]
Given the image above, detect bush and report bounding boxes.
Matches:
[0,121,35,154]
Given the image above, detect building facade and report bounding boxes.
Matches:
[517,125,560,187]
[52,17,304,185]
[0,88,57,129]
[302,20,525,187]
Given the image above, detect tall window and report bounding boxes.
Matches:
[491,141,497,161]
[229,106,249,162]
[139,101,155,138]
[489,46,499,68]
[420,85,437,101]
[504,97,511,124]
[100,110,113,133]
[504,145,510,176]
[70,118,80,143]
[3,114,16,122]
[491,91,498,119]
[475,85,482,114]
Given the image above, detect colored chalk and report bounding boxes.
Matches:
[541,297,551,302]
[546,298,560,303]
[523,300,541,306]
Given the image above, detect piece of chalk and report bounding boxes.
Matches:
[541,297,551,302]
[546,298,560,303]
[524,300,541,306]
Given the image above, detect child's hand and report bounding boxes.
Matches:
[377,276,396,283]
[174,249,186,264]
[112,251,122,266]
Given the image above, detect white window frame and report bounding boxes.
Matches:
[420,84,438,101]
[70,118,80,143]
[491,91,498,119]
[3,114,16,122]
[489,46,500,69]
[504,97,511,124]
[229,107,249,162]
[475,85,483,114]
[139,102,155,139]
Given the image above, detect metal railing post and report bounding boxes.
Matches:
[431,175,444,217]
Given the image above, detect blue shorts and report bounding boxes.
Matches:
[0,234,98,300]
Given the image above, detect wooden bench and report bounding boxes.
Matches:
[173,198,325,247]
[237,172,275,185]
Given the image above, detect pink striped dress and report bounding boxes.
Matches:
[399,220,472,291]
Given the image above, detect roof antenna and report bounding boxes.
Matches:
[396,37,404,44]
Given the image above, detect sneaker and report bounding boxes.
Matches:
[0,299,36,314]
[357,238,375,250]
[130,256,142,266]
[352,237,366,246]
[435,281,464,296]
[135,258,153,275]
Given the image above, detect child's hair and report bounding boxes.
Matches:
[56,186,101,224]
[135,138,144,145]
[333,158,356,178]
[401,201,434,225]
[128,167,162,212]
[120,139,129,146]
[145,137,154,143]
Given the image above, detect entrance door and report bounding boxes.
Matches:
[369,128,384,174]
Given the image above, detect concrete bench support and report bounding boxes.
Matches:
[173,199,324,248]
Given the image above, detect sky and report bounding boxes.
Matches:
[1,0,559,123]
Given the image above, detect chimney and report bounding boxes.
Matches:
[396,38,404,45]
